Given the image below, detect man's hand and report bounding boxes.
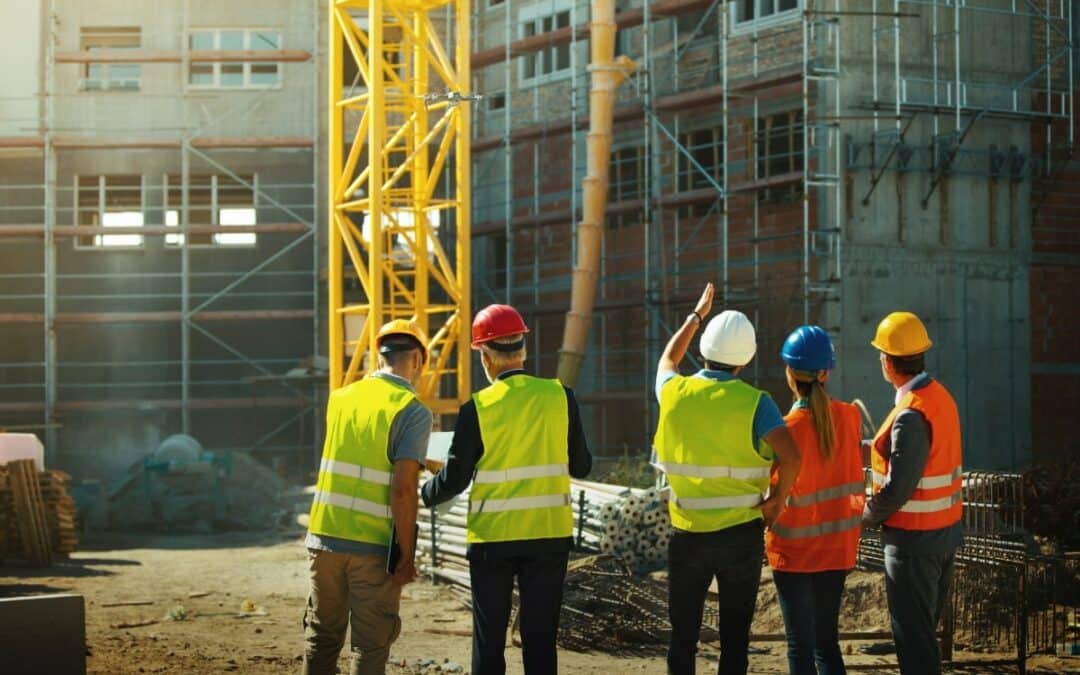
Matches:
[694,282,715,320]
[755,494,784,529]
[390,557,418,585]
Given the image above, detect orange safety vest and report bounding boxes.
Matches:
[766,400,865,572]
[871,379,963,531]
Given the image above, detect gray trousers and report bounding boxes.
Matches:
[884,549,955,675]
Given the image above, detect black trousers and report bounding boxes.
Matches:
[468,550,569,675]
[667,520,765,675]
[885,549,956,675]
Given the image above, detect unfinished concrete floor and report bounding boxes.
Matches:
[0,532,1075,674]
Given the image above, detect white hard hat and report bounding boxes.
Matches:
[699,310,757,366]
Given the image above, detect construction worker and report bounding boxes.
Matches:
[765,326,865,675]
[302,320,433,675]
[864,312,963,675]
[654,283,801,675]
[422,304,592,675]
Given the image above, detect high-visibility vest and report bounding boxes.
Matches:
[871,379,963,531]
[468,375,573,544]
[307,376,416,545]
[766,400,865,572]
[653,375,772,533]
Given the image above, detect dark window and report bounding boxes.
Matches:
[677,127,723,217]
[755,110,804,203]
[607,146,644,229]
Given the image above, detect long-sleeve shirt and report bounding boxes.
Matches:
[421,369,592,560]
[863,375,963,555]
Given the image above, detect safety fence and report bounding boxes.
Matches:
[857,470,1079,673]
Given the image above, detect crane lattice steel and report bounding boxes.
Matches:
[328,0,471,414]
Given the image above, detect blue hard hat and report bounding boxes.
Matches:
[780,325,835,372]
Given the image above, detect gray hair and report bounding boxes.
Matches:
[480,333,527,369]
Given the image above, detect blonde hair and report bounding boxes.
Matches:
[789,368,835,460]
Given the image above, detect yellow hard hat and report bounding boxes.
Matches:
[375,319,428,363]
[870,311,932,357]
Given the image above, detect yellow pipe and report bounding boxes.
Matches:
[556,0,635,386]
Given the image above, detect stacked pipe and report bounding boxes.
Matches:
[416,479,671,583]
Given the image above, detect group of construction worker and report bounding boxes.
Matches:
[301,281,963,675]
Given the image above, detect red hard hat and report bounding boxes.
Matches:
[471,304,529,349]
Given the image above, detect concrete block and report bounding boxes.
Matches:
[0,593,86,675]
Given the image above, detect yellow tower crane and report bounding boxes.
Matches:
[328,0,471,414]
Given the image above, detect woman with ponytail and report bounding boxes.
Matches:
[765,326,865,675]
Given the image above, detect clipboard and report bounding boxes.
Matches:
[386,521,419,574]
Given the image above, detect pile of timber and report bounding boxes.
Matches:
[0,460,79,565]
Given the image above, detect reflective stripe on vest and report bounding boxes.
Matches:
[468,375,573,544]
[672,493,763,510]
[766,401,865,572]
[871,379,963,531]
[896,491,962,513]
[654,461,771,481]
[871,466,961,491]
[470,493,571,514]
[307,376,416,546]
[770,515,863,540]
[312,489,391,519]
[653,375,771,533]
[785,481,865,508]
[473,463,569,484]
[320,458,392,486]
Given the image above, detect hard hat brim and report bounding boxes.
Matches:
[870,338,932,357]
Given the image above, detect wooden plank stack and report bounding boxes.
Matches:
[0,460,80,565]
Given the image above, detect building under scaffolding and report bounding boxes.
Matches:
[0,0,1076,480]
[468,0,1076,468]
[0,1,321,480]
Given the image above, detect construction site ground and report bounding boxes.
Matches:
[1,531,1075,675]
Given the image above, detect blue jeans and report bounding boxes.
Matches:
[772,569,848,675]
[884,549,955,675]
[667,521,764,675]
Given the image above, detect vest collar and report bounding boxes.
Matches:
[496,368,527,381]
[894,371,930,406]
[371,370,417,393]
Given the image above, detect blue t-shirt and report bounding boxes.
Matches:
[655,368,785,449]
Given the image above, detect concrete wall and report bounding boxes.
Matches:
[829,0,1035,468]
[0,0,42,138]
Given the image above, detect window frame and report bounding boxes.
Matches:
[79,26,142,92]
[163,173,259,248]
[730,0,802,35]
[518,1,575,86]
[754,109,804,203]
[186,28,284,90]
[73,174,146,250]
[606,144,645,229]
[676,126,724,218]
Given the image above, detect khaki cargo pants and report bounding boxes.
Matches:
[301,549,402,675]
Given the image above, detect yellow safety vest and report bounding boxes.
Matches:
[307,376,415,545]
[468,375,573,544]
[654,375,772,532]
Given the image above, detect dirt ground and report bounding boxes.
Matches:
[1,532,1076,675]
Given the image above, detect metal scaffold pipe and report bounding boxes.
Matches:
[556,0,635,387]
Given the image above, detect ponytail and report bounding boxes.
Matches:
[791,369,835,460]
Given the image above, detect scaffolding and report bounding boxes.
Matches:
[0,2,320,467]
[469,0,1073,458]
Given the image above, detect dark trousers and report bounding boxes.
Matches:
[772,569,848,675]
[667,520,764,675]
[468,550,569,675]
[884,549,955,675]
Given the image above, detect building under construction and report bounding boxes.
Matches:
[0,0,1077,480]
